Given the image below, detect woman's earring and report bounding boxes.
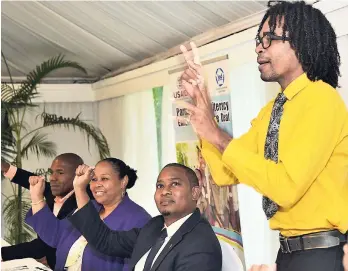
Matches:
[122,190,125,198]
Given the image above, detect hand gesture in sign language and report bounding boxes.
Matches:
[177,42,232,152]
[73,164,95,190]
[177,42,217,141]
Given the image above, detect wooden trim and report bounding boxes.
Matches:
[168,55,229,75]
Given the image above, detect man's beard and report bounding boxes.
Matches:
[260,69,279,82]
[161,211,171,216]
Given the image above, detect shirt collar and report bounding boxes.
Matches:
[164,213,193,237]
[54,189,75,204]
[283,73,311,100]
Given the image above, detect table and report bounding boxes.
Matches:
[1,238,52,270]
[1,258,52,270]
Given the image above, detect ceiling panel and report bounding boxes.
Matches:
[1,1,268,81]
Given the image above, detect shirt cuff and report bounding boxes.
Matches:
[4,165,17,181]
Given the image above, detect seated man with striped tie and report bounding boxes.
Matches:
[63,163,222,271]
[176,1,348,271]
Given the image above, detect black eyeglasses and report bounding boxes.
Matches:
[255,32,291,49]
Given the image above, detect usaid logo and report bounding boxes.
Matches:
[215,68,225,87]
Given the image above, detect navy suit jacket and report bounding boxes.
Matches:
[69,201,222,271]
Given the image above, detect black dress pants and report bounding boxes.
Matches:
[276,243,345,271]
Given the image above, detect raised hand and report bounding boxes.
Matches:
[29,176,45,202]
[176,42,219,144]
[248,264,277,271]
[73,164,94,190]
[179,42,206,100]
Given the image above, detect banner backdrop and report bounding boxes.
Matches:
[169,57,245,269]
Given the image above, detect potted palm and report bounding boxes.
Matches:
[1,52,110,244]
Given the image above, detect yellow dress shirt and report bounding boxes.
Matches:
[201,73,348,237]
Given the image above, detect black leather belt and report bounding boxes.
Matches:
[279,230,347,253]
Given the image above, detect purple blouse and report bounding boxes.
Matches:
[26,194,151,271]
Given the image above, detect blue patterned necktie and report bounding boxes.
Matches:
[262,92,287,219]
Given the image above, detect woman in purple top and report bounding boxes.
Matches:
[26,158,151,271]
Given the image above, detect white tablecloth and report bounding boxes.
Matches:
[1,258,52,270]
[1,238,52,270]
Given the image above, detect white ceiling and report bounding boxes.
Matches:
[1,1,268,82]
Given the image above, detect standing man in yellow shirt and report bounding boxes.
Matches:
[177,1,348,270]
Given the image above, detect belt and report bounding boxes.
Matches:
[279,230,347,254]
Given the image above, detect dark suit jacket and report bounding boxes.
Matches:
[1,167,93,269]
[69,201,222,271]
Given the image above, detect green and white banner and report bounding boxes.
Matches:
[169,57,245,270]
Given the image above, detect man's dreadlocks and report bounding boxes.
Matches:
[257,1,340,88]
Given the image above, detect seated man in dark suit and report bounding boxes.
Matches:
[59,162,222,270]
[1,153,92,269]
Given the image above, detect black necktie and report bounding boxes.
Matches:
[262,92,287,219]
[143,228,168,271]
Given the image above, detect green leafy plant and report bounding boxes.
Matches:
[1,53,110,245]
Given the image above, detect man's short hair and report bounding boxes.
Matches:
[54,153,84,169]
[163,163,199,188]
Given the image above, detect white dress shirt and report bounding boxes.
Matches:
[134,213,193,271]
[4,165,74,216]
